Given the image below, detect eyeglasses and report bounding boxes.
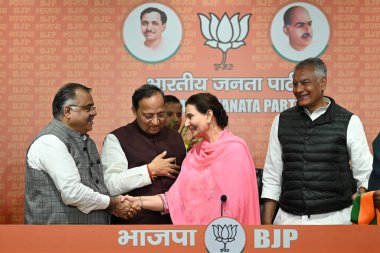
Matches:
[69,105,96,113]
[142,112,166,121]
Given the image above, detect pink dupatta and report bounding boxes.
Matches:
[165,129,261,225]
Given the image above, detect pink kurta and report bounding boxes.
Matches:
[165,129,261,225]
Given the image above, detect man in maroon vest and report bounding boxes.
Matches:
[101,84,186,224]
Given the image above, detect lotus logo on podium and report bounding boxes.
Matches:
[205,217,245,253]
[213,224,237,252]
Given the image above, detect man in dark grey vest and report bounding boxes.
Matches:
[25,83,138,224]
[261,58,373,224]
[101,84,186,224]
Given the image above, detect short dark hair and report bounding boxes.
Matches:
[140,7,167,24]
[283,6,308,26]
[52,83,91,119]
[164,95,180,104]
[185,93,228,129]
[132,84,165,110]
[295,57,327,81]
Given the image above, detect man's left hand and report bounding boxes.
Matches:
[351,186,367,202]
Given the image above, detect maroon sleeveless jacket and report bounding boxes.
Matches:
[111,120,186,224]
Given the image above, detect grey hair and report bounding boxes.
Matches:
[294,57,327,81]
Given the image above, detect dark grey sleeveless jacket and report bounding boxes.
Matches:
[24,119,111,224]
[278,98,356,215]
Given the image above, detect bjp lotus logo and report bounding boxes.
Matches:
[198,13,252,70]
[205,217,245,253]
[213,224,237,252]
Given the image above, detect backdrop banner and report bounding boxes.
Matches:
[1,0,379,224]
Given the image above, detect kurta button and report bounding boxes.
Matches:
[83,147,87,151]
[305,136,309,140]
[95,179,99,184]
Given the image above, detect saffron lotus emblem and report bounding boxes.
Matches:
[212,224,237,252]
[198,13,252,70]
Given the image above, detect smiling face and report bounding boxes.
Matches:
[284,6,313,51]
[184,104,211,139]
[133,92,166,135]
[141,11,166,46]
[292,65,326,113]
[64,89,97,135]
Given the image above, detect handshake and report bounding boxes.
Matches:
[108,195,144,220]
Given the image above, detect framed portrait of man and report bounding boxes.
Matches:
[123,3,183,63]
[270,2,330,62]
